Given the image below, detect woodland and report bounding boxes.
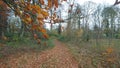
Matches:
[0,0,120,68]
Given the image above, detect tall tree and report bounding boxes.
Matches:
[0,0,8,40]
[101,6,117,45]
[93,5,102,45]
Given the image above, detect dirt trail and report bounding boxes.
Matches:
[0,40,78,68]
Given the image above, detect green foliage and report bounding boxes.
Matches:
[114,34,120,39]
[58,35,67,42]
[4,37,54,52]
[47,29,59,39]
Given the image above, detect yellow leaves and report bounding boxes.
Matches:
[22,13,32,24]
[19,11,23,15]
[41,10,49,17]
[101,47,116,63]
[102,47,114,56]
[41,29,46,33]
[24,17,32,24]
[21,0,25,3]
[38,27,46,33]
[106,47,114,54]
[26,17,32,23]
[2,36,8,41]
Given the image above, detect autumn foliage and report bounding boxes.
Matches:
[1,0,66,43]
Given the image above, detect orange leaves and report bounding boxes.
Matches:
[102,47,114,55]
[2,0,67,42]
[101,47,116,63]
[32,25,39,30]
[48,0,59,9]
[40,29,46,33]
[36,7,49,20]
[54,0,58,8]
[23,13,32,24]
[32,5,41,13]
[39,0,44,5]
[26,17,32,24]
[41,10,49,17]
[26,3,32,11]
[106,47,114,54]
[48,0,52,8]
[43,33,49,39]
[37,13,44,19]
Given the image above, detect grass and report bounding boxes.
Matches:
[0,37,55,58]
[61,39,120,68]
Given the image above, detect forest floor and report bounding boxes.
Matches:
[0,40,78,68]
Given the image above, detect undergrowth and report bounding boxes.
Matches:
[0,37,54,58]
[58,35,120,68]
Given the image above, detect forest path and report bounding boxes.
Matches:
[0,40,78,68]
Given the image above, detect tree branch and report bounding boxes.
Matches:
[114,0,120,5]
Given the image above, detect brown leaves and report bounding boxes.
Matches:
[43,33,49,39]
[54,0,58,8]
[32,5,41,13]
[37,13,44,19]
[41,10,49,17]
[23,13,32,24]
[48,0,59,9]
[14,3,49,40]
[32,25,38,30]
[39,0,44,5]
[48,0,52,8]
